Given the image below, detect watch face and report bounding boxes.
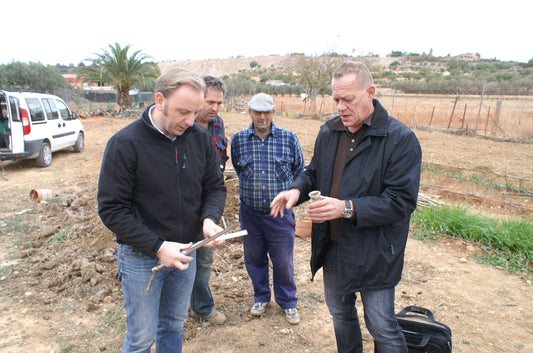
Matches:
[344,200,353,218]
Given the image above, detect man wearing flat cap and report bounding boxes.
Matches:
[231,93,305,325]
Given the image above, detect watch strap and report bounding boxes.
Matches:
[343,200,353,219]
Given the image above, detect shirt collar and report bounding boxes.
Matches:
[149,105,177,141]
[207,115,221,129]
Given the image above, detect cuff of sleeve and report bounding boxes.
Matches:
[157,241,167,254]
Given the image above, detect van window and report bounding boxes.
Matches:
[9,97,21,122]
[26,98,45,122]
[56,100,71,120]
[42,98,59,120]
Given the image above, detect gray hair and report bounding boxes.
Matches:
[155,65,205,98]
[202,75,226,95]
[332,61,374,89]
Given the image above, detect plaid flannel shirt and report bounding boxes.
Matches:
[231,122,305,213]
[207,115,229,170]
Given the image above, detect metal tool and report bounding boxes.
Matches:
[145,223,240,292]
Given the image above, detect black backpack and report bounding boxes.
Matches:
[397,306,452,353]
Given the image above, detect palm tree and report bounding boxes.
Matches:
[77,43,160,109]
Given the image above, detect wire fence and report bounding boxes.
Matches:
[262,93,533,141]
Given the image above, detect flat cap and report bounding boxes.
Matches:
[248,93,276,112]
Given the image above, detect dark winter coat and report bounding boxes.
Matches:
[97,105,226,258]
[291,99,422,295]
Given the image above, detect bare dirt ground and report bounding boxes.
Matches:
[0,109,532,353]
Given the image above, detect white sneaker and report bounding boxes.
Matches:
[250,302,269,316]
[284,307,300,325]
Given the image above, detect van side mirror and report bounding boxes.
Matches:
[71,111,78,120]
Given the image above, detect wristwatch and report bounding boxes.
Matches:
[343,200,354,219]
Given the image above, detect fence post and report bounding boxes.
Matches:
[448,95,459,129]
[391,88,396,116]
[494,100,502,128]
[484,107,491,136]
[429,106,435,127]
[473,83,486,134]
[461,104,467,129]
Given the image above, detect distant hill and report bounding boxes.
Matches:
[158,55,402,77]
[158,55,290,77]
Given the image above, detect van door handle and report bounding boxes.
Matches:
[57,123,61,128]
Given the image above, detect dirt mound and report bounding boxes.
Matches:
[12,186,118,310]
[8,170,243,308]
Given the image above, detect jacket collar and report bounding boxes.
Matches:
[326,99,389,136]
[141,104,197,141]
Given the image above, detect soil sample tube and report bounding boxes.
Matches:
[308,190,322,203]
[308,190,324,223]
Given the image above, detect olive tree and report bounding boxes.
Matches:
[289,53,343,115]
[0,61,70,91]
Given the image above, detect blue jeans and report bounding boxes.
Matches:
[239,202,297,309]
[117,244,196,353]
[190,246,216,318]
[323,243,407,353]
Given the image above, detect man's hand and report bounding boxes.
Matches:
[157,242,193,270]
[202,218,225,247]
[307,196,345,223]
[270,188,301,218]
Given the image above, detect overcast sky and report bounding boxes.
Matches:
[2,0,530,66]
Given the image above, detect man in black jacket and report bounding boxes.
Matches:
[271,61,422,353]
[190,74,228,325]
[98,65,226,353]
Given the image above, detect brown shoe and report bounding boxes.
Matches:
[206,310,226,325]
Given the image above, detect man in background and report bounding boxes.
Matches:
[194,75,229,171]
[231,93,305,325]
[191,75,228,325]
[0,105,8,147]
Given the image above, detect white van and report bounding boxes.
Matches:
[0,90,84,167]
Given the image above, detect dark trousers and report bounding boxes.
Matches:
[323,243,408,353]
[190,246,215,318]
[239,202,298,309]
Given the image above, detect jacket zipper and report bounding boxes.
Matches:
[175,145,183,239]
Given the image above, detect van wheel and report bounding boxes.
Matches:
[36,142,52,167]
[73,132,84,152]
